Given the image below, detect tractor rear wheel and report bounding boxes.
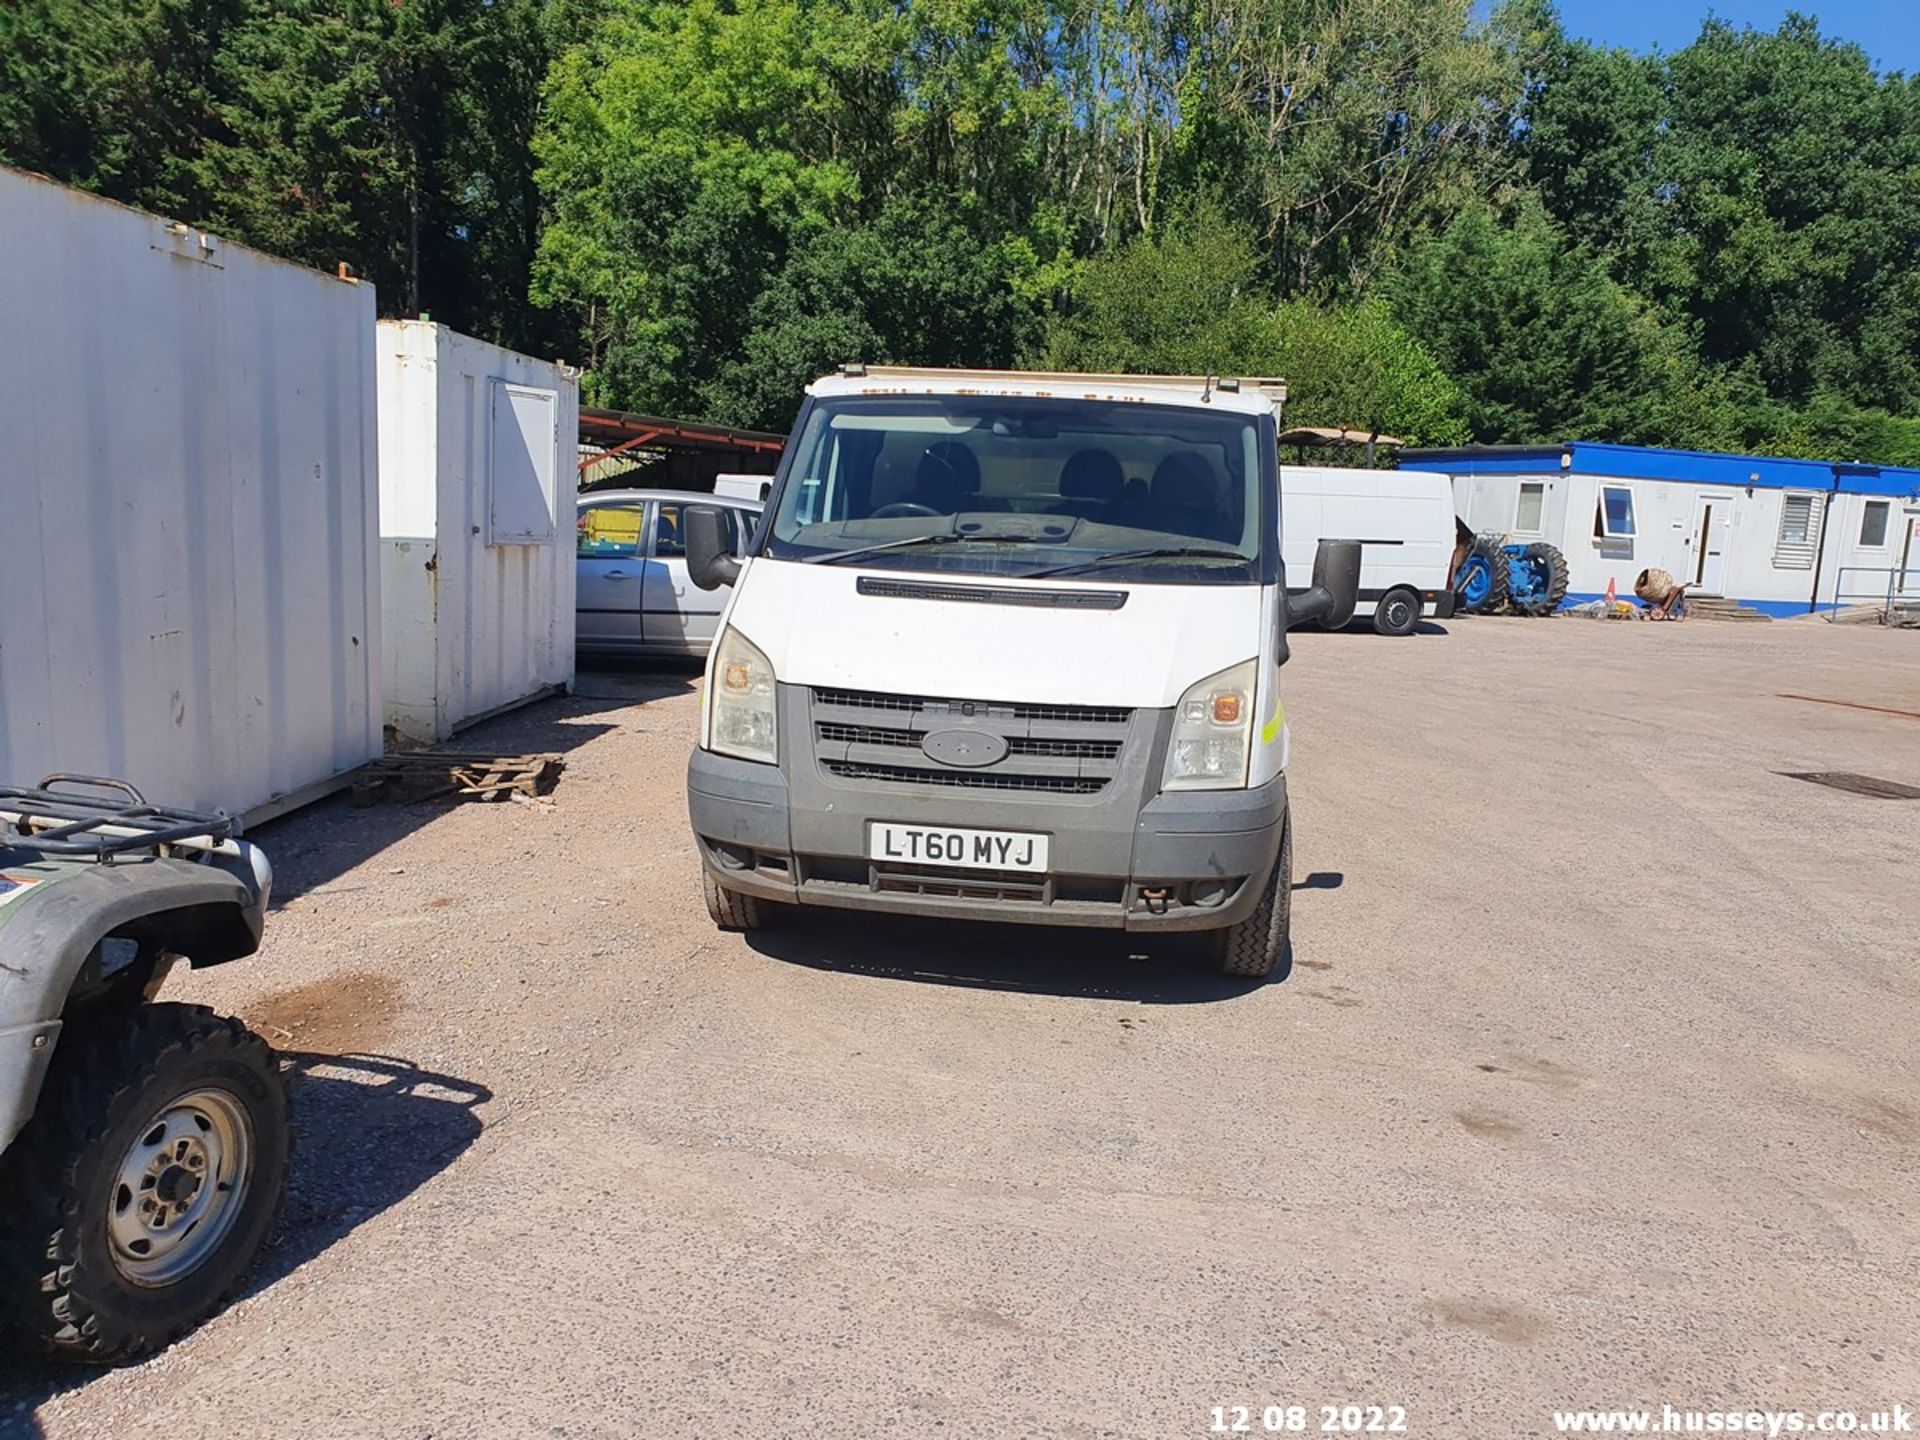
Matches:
[1455,537,1510,614]
[1508,542,1571,616]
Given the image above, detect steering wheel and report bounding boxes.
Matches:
[870,502,941,519]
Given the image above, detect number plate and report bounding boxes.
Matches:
[868,822,1049,873]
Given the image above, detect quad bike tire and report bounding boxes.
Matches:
[1455,536,1511,615]
[1214,810,1293,978]
[702,869,764,931]
[0,1003,291,1364]
[1372,587,1422,637]
[1509,542,1571,616]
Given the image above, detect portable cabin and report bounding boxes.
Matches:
[377,320,579,743]
[1404,443,1920,615]
[0,166,382,819]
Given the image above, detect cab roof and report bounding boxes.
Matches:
[805,366,1286,419]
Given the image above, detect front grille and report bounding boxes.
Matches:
[817,721,917,749]
[816,722,1119,762]
[812,688,1131,727]
[823,761,1106,795]
[810,686,1134,797]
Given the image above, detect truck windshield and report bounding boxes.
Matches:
[764,395,1269,583]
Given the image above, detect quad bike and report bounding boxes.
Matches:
[0,776,290,1364]
[1452,526,1570,617]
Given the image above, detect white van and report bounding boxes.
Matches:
[1280,465,1457,635]
[681,367,1359,977]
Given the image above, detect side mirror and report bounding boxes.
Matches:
[1286,538,1362,632]
[685,504,742,591]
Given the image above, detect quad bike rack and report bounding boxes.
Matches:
[0,775,237,861]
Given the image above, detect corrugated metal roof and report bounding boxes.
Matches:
[1402,441,1920,498]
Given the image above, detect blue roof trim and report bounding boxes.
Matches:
[1407,442,1920,498]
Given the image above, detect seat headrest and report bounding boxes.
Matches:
[1151,451,1222,501]
[1059,449,1125,503]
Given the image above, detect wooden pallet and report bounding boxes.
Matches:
[350,752,564,807]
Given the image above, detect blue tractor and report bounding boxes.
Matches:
[1452,524,1569,617]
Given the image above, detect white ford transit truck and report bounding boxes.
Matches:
[681,367,1359,977]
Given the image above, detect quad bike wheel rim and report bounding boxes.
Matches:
[106,1087,254,1288]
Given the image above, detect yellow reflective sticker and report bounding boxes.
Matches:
[1260,701,1285,746]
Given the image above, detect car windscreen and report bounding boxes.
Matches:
[764,395,1270,583]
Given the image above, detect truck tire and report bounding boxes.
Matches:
[0,1003,291,1364]
[702,869,763,932]
[1372,587,1421,637]
[1214,811,1293,978]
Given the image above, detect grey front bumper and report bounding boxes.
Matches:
[687,745,1287,932]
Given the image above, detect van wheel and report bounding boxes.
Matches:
[702,870,762,932]
[0,1004,291,1364]
[1373,588,1421,636]
[1214,812,1293,978]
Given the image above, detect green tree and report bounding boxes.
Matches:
[1,0,550,346]
[704,193,1043,430]
[1390,199,1733,446]
[1047,210,1469,445]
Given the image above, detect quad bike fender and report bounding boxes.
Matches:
[0,859,264,1154]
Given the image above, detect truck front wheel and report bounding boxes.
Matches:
[1213,811,1293,978]
[702,869,764,932]
[0,1002,291,1363]
[1373,587,1421,637]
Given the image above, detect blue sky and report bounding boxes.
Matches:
[1549,0,1918,70]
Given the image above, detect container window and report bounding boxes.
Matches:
[1514,481,1545,534]
[489,382,558,544]
[1860,500,1890,548]
[1594,485,1635,539]
[1773,493,1820,569]
[577,503,644,559]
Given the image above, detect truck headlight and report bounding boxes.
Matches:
[708,627,778,764]
[1162,658,1256,791]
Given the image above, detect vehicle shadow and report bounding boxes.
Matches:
[260,662,698,908]
[0,1053,488,1433]
[745,908,1287,1002]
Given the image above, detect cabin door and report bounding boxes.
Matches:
[1689,496,1730,595]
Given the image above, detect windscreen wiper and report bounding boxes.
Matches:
[801,531,1053,566]
[1025,546,1251,578]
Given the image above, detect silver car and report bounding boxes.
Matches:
[576,488,762,656]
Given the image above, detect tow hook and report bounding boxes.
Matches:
[1141,887,1171,916]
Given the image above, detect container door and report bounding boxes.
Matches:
[1901,510,1920,593]
[643,500,733,653]
[576,500,648,649]
[1689,496,1730,594]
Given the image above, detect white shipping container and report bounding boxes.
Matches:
[0,167,382,818]
[377,321,577,742]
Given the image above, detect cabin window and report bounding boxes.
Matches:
[1514,482,1546,534]
[1593,485,1635,540]
[1860,500,1890,548]
[1773,493,1820,569]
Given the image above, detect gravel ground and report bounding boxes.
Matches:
[4,618,1918,1440]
